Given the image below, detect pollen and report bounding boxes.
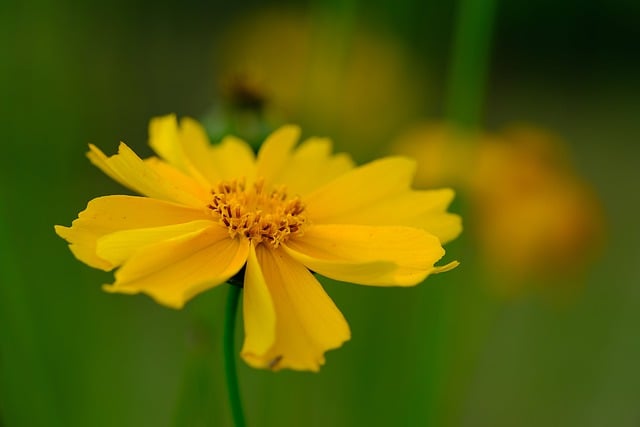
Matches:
[207,178,307,247]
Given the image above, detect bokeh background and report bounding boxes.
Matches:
[1,0,639,426]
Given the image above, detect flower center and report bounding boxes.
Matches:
[207,178,307,247]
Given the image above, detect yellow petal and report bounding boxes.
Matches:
[104,225,249,309]
[241,243,276,358]
[241,245,350,371]
[87,143,207,207]
[272,137,355,196]
[149,115,217,186]
[148,114,186,171]
[143,157,210,199]
[284,224,450,286]
[96,220,216,266]
[55,195,206,270]
[320,188,462,244]
[179,117,220,180]
[255,125,300,185]
[209,135,257,183]
[303,156,417,222]
[148,115,253,187]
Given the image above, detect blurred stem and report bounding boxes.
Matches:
[445,0,497,129]
[224,285,246,427]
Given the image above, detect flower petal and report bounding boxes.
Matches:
[148,114,213,186]
[55,195,206,270]
[95,220,216,266]
[148,114,188,172]
[87,143,208,207]
[303,156,417,222]
[320,188,462,244]
[209,135,257,183]
[148,115,257,186]
[284,224,451,286]
[272,137,355,196]
[241,245,350,372]
[143,157,210,198]
[241,243,276,358]
[104,226,249,309]
[255,125,300,185]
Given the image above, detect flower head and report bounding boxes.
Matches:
[56,115,461,371]
[215,9,427,156]
[392,123,604,294]
[470,126,605,288]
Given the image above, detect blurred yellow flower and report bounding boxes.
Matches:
[56,115,461,371]
[391,123,479,189]
[392,123,604,294]
[215,9,427,158]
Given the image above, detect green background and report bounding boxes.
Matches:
[1,0,639,426]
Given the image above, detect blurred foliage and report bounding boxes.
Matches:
[1,0,639,426]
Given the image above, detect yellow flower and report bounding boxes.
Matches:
[391,122,480,189]
[392,123,604,294]
[470,126,605,288]
[55,115,461,371]
[216,9,427,157]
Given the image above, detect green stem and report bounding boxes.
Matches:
[445,0,497,129]
[224,285,246,427]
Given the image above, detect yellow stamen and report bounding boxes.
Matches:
[207,178,307,247]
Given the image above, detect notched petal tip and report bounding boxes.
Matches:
[102,283,139,295]
[102,282,188,310]
[151,294,188,310]
[87,142,102,153]
[244,329,351,372]
[437,187,456,204]
[86,141,134,159]
[55,221,116,271]
[438,213,464,245]
[241,347,335,373]
[240,246,351,372]
[150,113,178,128]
